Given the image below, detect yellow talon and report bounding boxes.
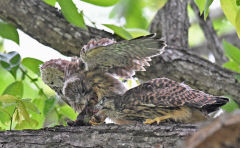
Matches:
[144,115,171,124]
[89,120,101,126]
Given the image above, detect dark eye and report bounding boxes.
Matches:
[50,82,54,85]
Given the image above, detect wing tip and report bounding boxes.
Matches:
[203,96,229,113]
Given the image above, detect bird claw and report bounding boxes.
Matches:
[89,120,102,126]
[144,115,171,124]
[88,115,104,126]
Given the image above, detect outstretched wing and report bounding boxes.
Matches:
[121,78,228,113]
[81,34,166,78]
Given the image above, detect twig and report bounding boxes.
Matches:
[190,0,227,65]
[19,66,48,98]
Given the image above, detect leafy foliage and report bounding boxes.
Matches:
[0,51,21,79]
[0,50,78,130]
[80,0,119,7]
[221,97,239,112]
[110,0,148,29]
[0,0,239,131]
[56,0,87,29]
[103,24,132,40]
[222,40,240,73]
[43,0,56,7]
[0,22,19,44]
[195,0,240,38]
[22,58,43,76]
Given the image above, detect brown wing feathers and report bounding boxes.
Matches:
[82,34,166,79]
[121,78,228,113]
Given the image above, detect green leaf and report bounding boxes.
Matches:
[15,118,38,130]
[110,0,148,29]
[43,97,57,115]
[22,99,40,114]
[204,0,214,20]
[0,39,3,52]
[22,58,43,76]
[0,51,21,78]
[0,22,19,44]
[234,74,240,82]
[235,10,240,38]
[127,80,132,88]
[80,0,119,7]
[220,0,240,38]
[223,61,240,73]
[237,0,240,6]
[194,0,206,14]
[221,0,238,26]
[57,0,87,29]
[0,95,18,104]
[17,101,31,122]
[0,107,11,124]
[126,28,150,38]
[43,0,56,6]
[223,40,240,64]
[221,97,239,112]
[2,81,23,98]
[58,105,77,120]
[103,24,132,40]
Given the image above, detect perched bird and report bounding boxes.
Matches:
[40,34,166,125]
[90,78,229,125]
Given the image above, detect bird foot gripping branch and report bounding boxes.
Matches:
[144,115,172,124]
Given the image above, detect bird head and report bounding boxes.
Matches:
[40,59,69,89]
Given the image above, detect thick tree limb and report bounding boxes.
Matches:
[0,0,240,105]
[143,0,240,105]
[190,1,227,65]
[0,123,198,147]
[0,0,119,56]
[136,47,240,105]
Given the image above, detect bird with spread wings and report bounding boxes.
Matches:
[40,34,166,125]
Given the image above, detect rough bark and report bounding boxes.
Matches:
[0,0,120,56]
[0,0,240,103]
[190,1,227,65]
[0,123,198,148]
[139,0,240,105]
[0,0,239,147]
[0,0,239,105]
[149,0,189,48]
[136,47,240,105]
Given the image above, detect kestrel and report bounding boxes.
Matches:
[40,34,166,125]
[90,78,229,125]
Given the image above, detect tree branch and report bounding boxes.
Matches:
[0,0,240,105]
[0,0,120,56]
[0,123,198,147]
[143,0,240,105]
[190,32,240,56]
[190,1,227,65]
[136,47,240,105]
